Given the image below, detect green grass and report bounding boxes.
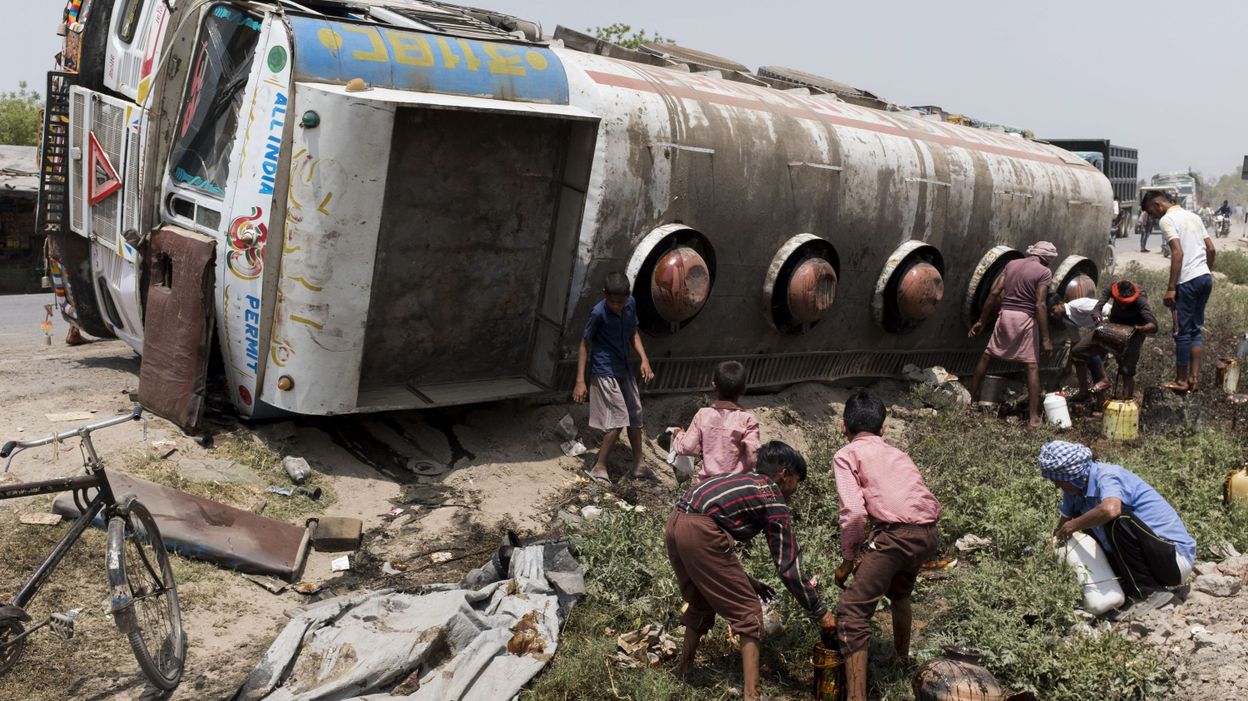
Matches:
[525,264,1248,700]
[527,399,1248,700]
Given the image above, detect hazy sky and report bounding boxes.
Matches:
[7,0,1243,180]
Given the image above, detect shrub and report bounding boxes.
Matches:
[1214,249,1248,286]
[927,554,1170,699]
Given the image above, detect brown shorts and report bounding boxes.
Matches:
[837,523,940,653]
[665,510,763,640]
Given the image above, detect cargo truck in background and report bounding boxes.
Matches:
[1045,140,1138,238]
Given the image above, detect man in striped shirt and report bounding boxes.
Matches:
[667,441,836,701]
[833,390,942,701]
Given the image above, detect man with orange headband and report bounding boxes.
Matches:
[1067,280,1158,400]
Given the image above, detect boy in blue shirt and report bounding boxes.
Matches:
[1039,441,1196,604]
[573,272,655,484]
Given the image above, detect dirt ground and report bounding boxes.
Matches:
[0,294,879,700]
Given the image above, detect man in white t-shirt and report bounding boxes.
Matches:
[1142,191,1216,393]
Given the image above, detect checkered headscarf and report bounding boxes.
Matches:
[1038,441,1092,482]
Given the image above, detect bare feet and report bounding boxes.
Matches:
[1028,417,1043,428]
[629,465,658,481]
[64,327,90,346]
[1163,381,1190,394]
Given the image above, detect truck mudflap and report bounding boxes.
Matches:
[137,227,216,431]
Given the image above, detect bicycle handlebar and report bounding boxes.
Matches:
[1,405,143,461]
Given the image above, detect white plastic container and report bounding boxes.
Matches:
[1055,531,1125,615]
[1043,392,1072,429]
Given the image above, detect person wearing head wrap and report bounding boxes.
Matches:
[1039,441,1195,603]
[968,241,1057,427]
[1063,280,1160,401]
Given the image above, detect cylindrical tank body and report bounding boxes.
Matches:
[557,48,1111,392]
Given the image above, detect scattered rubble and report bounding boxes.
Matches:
[614,624,679,668]
[1113,553,1248,700]
[1192,574,1242,598]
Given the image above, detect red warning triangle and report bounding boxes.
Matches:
[87,132,122,205]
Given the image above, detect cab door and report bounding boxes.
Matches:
[138,227,216,430]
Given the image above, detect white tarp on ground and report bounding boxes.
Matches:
[233,543,583,701]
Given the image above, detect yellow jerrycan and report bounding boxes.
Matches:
[1225,465,1248,507]
[1103,399,1139,441]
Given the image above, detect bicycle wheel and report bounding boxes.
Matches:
[0,615,25,676]
[106,497,185,690]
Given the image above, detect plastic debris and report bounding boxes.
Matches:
[762,600,784,636]
[382,561,409,575]
[560,439,587,457]
[283,456,312,484]
[429,551,455,564]
[614,624,679,668]
[267,486,293,497]
[580,505,603,521]
[19,513,62,526]
[330,555,351,572]
[556,414,578,441]
[954,534,993,552]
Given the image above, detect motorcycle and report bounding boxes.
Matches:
[1215,213,1231,238]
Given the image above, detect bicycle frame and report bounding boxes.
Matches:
[0,474,114,609]
[0,407,141,610]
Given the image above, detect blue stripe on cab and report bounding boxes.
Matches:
[288,17,569,104]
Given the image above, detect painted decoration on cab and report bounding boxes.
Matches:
[226,207,268,279]
[288,17,569,104]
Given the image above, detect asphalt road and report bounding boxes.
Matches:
[0,292,69,347]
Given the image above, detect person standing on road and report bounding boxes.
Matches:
[666,441,837,701]
[1142,191,1216,393]
[967,241,1057,427]
[1040,440,1195,608]
[572,271,655,484]
[1137,209,1153,252]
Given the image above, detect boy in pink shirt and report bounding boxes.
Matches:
[671,361,761,484]
[832,390,942,701]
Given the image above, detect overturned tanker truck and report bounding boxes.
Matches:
[40,0,1110,429]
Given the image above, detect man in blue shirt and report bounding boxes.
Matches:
[573,272,655,485]
[1039,441,1196,602]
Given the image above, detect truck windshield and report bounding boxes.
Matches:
[169,4,262,199]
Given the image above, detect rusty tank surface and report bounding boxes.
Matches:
[47,1,1112,420]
